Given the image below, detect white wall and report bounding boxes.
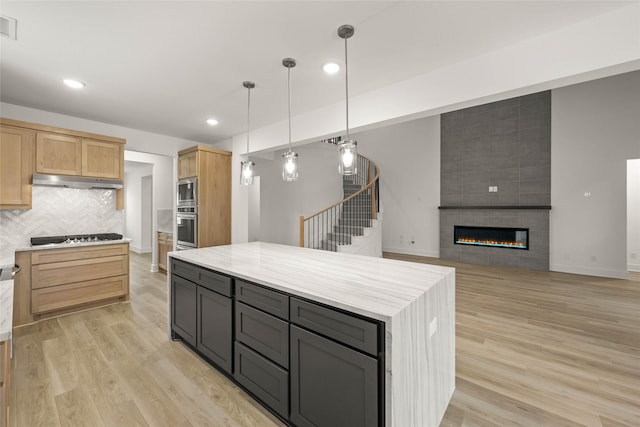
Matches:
[551,71,640,278]
[628,159,640,272]
[141,175,153,252]
[257,143,343,247]
[125,151,175,271]
[355,116,440,257]
[124,163,153,253]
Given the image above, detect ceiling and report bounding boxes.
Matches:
[0,1,633,145]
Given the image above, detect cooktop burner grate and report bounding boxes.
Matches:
[31,233,123,246]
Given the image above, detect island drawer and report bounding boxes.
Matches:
[236,279,289,320]
[234,341,289,419]
[236,302,289,368]
[171,258,231,297]
[290,298,379,357]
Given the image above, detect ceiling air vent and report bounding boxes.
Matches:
[1,15,17,41]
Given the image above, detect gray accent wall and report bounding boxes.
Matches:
[440,91,551,270]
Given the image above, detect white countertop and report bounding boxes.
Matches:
[0,279,13,342]
[169,241,454,322]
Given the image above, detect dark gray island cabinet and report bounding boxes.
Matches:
[167,242,455,427]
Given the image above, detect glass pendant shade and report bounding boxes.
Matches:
[338,139,357,175]
[240,80,256,186]
[282,151,298,181]
[240,159,255,186]
[281,57,299,182]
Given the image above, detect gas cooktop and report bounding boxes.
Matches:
[31,233,123,246]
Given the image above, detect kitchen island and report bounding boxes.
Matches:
[168,242,455,427]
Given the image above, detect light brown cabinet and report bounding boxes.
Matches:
[0,338,9,427]
[158,231,173,272]
[0,125,34,209]
[178,145,232,247]
[29,243,130,316]
[0,118,126,210]
[82,139,121,179]
[36,132,82,175]
[178,150,198,179]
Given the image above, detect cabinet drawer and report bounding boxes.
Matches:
[236,280,289,320]
[32,255,128,289]
[31,243,129,264]
[234,342,288,420]
[170,258,231,297]
[290,298,379,357]
[32,275,128,314]
[236,302,289,368]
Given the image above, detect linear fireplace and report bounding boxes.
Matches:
[454,226,529,250]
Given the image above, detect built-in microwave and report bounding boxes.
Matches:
[177,206,197,249]
[177,178,197,207]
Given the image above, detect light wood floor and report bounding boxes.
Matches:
[9,252,640,426]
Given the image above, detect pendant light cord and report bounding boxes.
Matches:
[344,36,350,140]
[246,86,251,159]
[288,65,292,152]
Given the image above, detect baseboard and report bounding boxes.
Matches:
[150,263,159,273]
[628,263,640,272]
[550,263,628,279]
[130,245,151,254]
[382,246,440,258]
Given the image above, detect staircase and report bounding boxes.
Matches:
[321,178,372,251]
[300,154,380,255]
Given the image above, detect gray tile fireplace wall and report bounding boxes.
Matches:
[440,91,550,270]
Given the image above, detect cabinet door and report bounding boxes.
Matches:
[36,132,82,175]
[290,325,379,427]
[178,151,197,179]
[197,286,232,373]
[171,275,197,346]
[0,125,34,209]
[82,139,121,178]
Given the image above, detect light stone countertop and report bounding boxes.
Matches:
[0,246,16,270]
[0,279,13,342]
[169,241,457,426]
[169,241,454,322]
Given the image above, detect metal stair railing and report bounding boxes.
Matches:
[299,154,380,251]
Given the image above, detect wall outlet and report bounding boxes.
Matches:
[429,318,438,338]
[488,186,498,192]
[584,191,592,198]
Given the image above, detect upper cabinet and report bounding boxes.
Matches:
[0,118,126,210]
[178,150,198,179]
[82,139,121,179]
[36,132,82,175]
[0,125,35,209]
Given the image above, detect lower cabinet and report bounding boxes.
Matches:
[170,258,233,374]
[170,257,383,426]
[290,325,378,427]
[197,286,232,372]
[170,275,197,347]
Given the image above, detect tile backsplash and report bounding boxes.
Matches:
[0,187,123,248]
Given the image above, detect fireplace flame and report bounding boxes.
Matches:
[456,237,526,248]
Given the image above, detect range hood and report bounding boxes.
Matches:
[32,173,124,190]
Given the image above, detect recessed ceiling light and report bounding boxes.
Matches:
[206,118,219,126]
[323,62,340,74]
[63,79,86,89]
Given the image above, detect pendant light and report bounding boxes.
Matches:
[337,25,357,176]
[282,58,299,182]
[240,81,255,186]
